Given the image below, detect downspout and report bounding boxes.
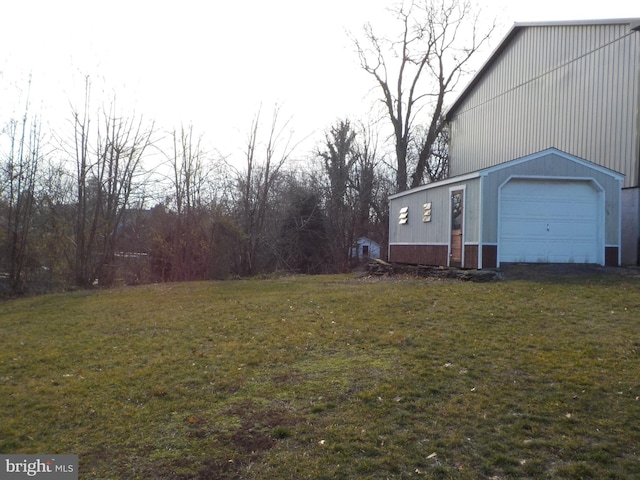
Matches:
[619,178,623,266]
[635,23,640,264]
[387,198,392,262]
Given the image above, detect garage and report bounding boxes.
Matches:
[388,148,623,269]
[499,178,603,264]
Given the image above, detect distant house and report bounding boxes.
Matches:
[352,237,381,262]
[389,18,640,268]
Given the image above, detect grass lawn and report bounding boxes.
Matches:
[1,273,640,479]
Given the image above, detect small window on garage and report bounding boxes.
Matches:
[451,192,463,230]
[399,206,409,224]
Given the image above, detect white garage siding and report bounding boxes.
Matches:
[498,179,603,265]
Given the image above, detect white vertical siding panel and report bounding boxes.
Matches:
[618,39,630,166]
[626,32,640,184]
[449,23,640,188]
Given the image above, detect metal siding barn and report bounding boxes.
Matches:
[447,21,640,185]
[444,19,640,265]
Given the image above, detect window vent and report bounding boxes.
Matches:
[423,202,432,222]
[399,206,409,225]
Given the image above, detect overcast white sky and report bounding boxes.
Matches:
[1,0,638,163]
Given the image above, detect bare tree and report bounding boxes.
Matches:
[0,81,42,293]
[35,158,76,288]
[352,120,382,238]
[317,119,389,270]
[318,120,358,271]
[70,78,155,286]
[353,120,395,261]
[276,178,328,274]
[233,106,295,276]
[354,0,495,191]
[410,121,450,183]
[163,124,213,281]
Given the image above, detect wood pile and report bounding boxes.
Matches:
[366,259,501,282]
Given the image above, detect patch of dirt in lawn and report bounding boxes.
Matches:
[225,400,298,453]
